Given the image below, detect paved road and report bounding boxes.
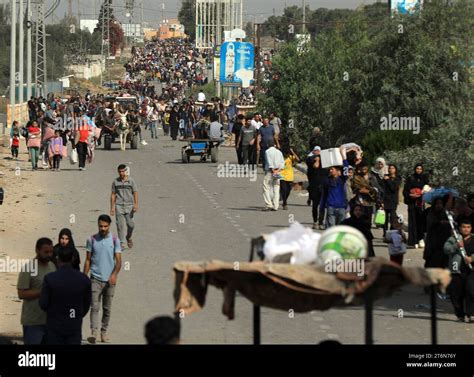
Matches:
[22,135,473,344]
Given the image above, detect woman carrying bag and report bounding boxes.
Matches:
[26,121,41,170]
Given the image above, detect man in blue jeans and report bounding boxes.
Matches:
[320,148,349,229]
[84,214,122,344]
[17,238,56,344]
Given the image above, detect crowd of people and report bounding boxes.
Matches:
[123,38,211,103]
[10,93,101,171]
[17,163,139,345]
[241,119,474,321]
[8,37,474,347]
[222,108,474,323]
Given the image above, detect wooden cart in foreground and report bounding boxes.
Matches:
[173,237,451,345]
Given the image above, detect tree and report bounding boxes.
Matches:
[178,0,196,41]
[385,110,473,194]
[244,21,254,40]
[94,0,113,34]
[258,0,473,193]
[0,4,11,91]
[109,20,125,55]
[93,1,124,56]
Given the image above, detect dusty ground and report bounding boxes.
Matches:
[0,141,56,342]
[0,137,466,345]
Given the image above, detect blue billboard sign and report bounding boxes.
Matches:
[219,42,255,87]
[391,0,423,15]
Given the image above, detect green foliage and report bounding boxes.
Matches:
[385,110,474,194]
[262,3,386,41]
[178,0,196,41]
[0,4,11,91]
[190,82,216,99]
[244,21,254,40]
[46,23,102,80]
[361,130,421,165]
[259,0,473,185]
[94,1,124,56]
[0,4,103,90]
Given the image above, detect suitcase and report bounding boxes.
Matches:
[320,148,343,168]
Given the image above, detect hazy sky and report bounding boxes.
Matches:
[34,0,380,24]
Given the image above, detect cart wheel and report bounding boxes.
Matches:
[104,135,112,150]
[131,134,138,150]
[211,147,218,163]
[182,151,189,163]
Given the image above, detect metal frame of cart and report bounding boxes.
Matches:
[248,236,440,346]
[181,139,219,163]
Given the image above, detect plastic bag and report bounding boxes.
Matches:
[41,150,48,166]
[70,148,78,165]
[262,222,321,265]
[374,209,386,228]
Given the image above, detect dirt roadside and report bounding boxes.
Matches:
[0,141,57,341]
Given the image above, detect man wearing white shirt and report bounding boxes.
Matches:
[251,113,263,130]
[262,140,285,211]
[197,91,206,103]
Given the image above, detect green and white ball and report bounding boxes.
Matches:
[317,226,368,264]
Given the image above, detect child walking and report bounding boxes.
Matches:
[11,125,20,159]
[385,217,408,265]
[49,130,63,171]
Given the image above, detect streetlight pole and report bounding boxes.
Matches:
[302,0,306,33]
[27,0,32,101]
[10,0,17,127]
[19,0,24,124]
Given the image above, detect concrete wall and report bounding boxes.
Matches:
[6,103,28,129]
[66,61,104,80]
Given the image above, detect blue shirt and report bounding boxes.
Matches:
[258,125,275,149]
[320,160,349,209]
[86,233,121,282]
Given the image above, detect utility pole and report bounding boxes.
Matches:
[100,0,111,86]
[19,0,24,123]
[254,23,261,92]
[9,0,17,125]
[27,0,32,101]
[216,0,221,46]
[100,1,106,86]
[302,0,306,33]
[35,0,47,97]
[161,3,165,25]
[77,0,82,20]
[68,0,73,17]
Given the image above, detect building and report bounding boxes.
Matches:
[143,28,160,41]
[80,19,99,34]
[158,19,186,40]
[123,23,144,43]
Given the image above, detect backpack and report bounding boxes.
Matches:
[89,234,119,253]
[20,127,28,138]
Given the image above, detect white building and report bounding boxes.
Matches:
[80,19,99,34]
